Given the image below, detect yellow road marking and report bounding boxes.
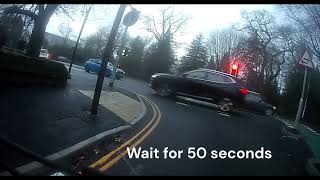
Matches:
[89,95,158,169]
[98,96,161,172]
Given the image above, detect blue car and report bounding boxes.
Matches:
[84,59,125,79]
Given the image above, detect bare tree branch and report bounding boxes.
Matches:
[3,5,37,19]
[142,6,190,43]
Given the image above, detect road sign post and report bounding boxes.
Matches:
[302,75,311,119]
[294,49,314,129]
[109,7,140,88]
[294,67,308,129]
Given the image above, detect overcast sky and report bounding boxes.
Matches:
[46,4,278,57]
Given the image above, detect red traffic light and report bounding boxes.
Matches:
[232,64,238,70]
[230,63,239,77]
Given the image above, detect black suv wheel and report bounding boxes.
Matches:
[156,84,170,97]
[265,109,273,117]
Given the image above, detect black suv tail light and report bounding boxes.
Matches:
[240,88,249,95]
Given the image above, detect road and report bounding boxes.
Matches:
[69,66,313,176]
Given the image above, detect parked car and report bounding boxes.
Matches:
[84,58,125,79]
[39,49,51,59]
[149,68,249,112]
[242,91,276,116]
[57,56,70,63]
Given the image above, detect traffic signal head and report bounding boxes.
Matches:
[232,64,238,70]
[230,63,239,76]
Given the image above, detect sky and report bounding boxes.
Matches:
[46,4,277,58]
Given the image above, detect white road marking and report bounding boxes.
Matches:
[218,113,230,117]
[280,120,293,128]
[304,126,318,133]
[176,102,189,107]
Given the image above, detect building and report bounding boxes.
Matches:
[43,32,76,48]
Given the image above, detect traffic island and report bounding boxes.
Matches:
[0,85,146,175]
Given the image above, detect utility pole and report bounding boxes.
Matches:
[91,5,127,116]
[68,5,92,75]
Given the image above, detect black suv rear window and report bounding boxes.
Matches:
[206,72,233,83]
[186,71,206,79]
[228,76,245,88]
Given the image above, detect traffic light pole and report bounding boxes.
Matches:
[68,6,92,75]
[109,25,129,88]
[91,5,127,116]
[294,67,308,129]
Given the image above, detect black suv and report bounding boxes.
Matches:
[242,91,276,116]
[149,69,249,112]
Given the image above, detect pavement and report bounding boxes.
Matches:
[0,66,147,175]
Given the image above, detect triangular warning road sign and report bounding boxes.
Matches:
[299,50,314,69]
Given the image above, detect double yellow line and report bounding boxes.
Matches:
[89,95,161,172]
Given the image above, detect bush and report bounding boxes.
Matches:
[0,50,69,87]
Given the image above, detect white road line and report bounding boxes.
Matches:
[307,127,315,131]
[176,102,190,107]
[218,113,230,117]
[280,120,293,128]
[303,126,320,134]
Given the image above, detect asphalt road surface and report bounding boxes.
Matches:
[69,66,313,176]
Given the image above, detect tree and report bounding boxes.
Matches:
[83,26,109,58]
[0,14,24,48]
[120,36,146,77]
[58,20,73,47]
[142,34,175,79]
[277,5,320,125]
[81,25,128,60]
[143,6,190,44]
[3,4,59,57]
[234,9,287,93]
[282,5,320,61]
[178,33,208,73]
[141,6,189,78]
[207,27,241,71]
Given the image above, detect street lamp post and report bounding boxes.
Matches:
[109,7,140,88]
[108,25,128,87]
[68,6,92,75]
[91,5,127,116]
